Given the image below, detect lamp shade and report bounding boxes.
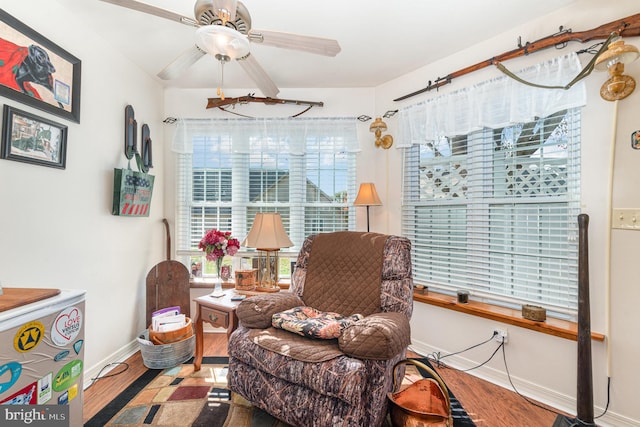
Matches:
[369,117,388,133]
[242,213,293,250]
[594,38,640,71]
[354,183,382,206]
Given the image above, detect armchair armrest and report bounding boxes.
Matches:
[236,292,304,328]
[338,312,411,360]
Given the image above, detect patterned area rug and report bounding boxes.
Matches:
[85,356,475,426]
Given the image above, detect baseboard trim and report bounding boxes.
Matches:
[83,339,139,391]
[409,339,637,427]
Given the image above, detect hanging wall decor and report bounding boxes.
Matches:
[1,105,67,169]
[124,104,136,158]
[112,167,154,217]
[0,10,81,123]
[112,105,154,217]
[141,123,153,172]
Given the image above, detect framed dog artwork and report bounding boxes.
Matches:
[0,10,81,123]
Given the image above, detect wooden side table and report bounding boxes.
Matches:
[193,291,242,371]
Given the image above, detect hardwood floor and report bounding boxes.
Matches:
[83,333,566,426]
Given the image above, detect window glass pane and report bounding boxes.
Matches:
[418,135,468,201]
[306,140,349,202]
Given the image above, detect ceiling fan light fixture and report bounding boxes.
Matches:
[196,25,250,60]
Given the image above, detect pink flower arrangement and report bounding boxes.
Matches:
[198,229,241,262]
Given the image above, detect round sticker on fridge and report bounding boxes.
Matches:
[14,321,44,352]
[51,306,83,347]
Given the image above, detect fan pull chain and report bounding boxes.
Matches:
[214,54,230,101]
[217,60,225,100]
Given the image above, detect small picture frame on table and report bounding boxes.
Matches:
[1,105,67,169]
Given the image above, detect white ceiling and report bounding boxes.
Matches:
[56,0,578,94]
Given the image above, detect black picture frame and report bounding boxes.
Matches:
[0,9,81,123]
[1,104,68,169]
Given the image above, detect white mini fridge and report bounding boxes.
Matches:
[0,288,85,426]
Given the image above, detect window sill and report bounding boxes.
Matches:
[189,280,290,290]
[413,290,605,342]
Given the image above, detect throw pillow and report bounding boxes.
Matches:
[272,306,363,339]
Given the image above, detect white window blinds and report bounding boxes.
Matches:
[400,53,585,317]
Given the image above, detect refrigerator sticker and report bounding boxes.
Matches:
[54,350,69,362]
[0,361,22,393]
[53,360,82,392]
[73,339,84,355]
[13,321,44,352]
[67,383,78,402]
[37,373,52,404]
[58,390,68,405]
[0,382,36,404]
[51,306,83,347]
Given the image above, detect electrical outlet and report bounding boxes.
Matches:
[493,328,508,343]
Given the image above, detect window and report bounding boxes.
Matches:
[398,53,587,318]
[402,109,581,317]
[173,118,358,278]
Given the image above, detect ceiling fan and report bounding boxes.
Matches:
[99,0,341,97]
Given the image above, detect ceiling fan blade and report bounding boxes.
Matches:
[248,29,341,57]
[237,54,280,98]
[158,46,206,80]
[98,0,199,27]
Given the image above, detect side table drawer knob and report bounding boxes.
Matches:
[209,313,218,322]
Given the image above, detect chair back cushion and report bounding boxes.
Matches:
[302,231,387,317]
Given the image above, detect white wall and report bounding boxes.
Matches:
[374,1,640,426]
[0,1,166,380]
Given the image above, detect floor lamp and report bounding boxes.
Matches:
[354,183,382,232]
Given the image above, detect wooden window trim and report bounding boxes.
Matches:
[413,290,605,342]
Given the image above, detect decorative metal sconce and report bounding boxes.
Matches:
[370,117,393,149]
[594,36,639,101]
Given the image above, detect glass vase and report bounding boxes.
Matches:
[210,257,225,297]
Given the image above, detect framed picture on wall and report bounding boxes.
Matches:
[1,105,68,169]
[0,9,81,123]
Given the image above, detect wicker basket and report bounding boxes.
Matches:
[148,317,193,345]
[138,330,195,369]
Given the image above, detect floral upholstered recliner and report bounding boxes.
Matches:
[228,231,413,427]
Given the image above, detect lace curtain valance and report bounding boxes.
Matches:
[397,53,587,146]
[171,117,360,154]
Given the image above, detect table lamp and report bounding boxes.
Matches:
[242,212,293,291]
[354,183,382,232]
